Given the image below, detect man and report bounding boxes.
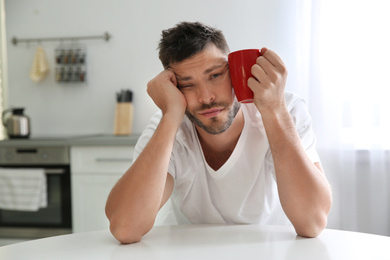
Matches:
[105,21,332,244]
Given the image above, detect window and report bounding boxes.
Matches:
[318,0,390,149]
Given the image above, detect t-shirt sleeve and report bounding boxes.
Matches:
[167,152,176,179]
[133,111,161,163]
[133,110,177,179]
[288,97,320,164]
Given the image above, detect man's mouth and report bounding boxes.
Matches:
[198,108,224,118]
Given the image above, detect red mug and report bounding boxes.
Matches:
[228,49,261,103]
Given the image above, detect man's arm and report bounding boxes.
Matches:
[248,48,332,237]
[105,70,186,243]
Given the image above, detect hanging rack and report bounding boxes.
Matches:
[11,32,111,46]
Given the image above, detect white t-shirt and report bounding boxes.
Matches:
[133,92,320,226]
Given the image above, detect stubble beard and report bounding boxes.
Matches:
[185,100,241,135]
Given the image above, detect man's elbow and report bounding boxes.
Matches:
[110,224,143,244]
[108,216,154,244]
[295,214,328,238]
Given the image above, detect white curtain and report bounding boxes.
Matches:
[305,0,390,236]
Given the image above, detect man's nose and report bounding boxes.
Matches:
[198,84,215,104]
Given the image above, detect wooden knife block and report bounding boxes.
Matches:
[114,103,133,136]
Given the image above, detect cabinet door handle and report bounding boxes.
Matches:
[95,158,133,162]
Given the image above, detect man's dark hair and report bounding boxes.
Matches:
[158,21,230,69]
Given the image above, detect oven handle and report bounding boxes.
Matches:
[95,158,133,163]
[45,168,66,175]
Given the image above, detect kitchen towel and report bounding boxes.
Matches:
[30,46,49,83]
[0,168,48,211]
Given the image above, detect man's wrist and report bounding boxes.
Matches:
[161,110,185,130]
[256,102,289,120]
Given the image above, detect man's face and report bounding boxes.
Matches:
[170,44,240,135]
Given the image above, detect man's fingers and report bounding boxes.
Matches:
[261,49,286,72]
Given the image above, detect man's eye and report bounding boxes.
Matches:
[178,84,193,89]
[210,73,222,79]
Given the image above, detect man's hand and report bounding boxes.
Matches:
[247,48,288,114]
[147,69,187,121]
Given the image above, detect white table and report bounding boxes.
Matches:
[0,225,389,260]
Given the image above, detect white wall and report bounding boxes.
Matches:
[4,0,310,136]
[1,0,8,139]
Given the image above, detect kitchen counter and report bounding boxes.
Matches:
[0,134,140,147]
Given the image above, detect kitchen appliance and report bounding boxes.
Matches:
[0,146,72,239]
[2,108,31,139]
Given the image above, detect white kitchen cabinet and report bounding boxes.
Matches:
[70,146,134,233]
